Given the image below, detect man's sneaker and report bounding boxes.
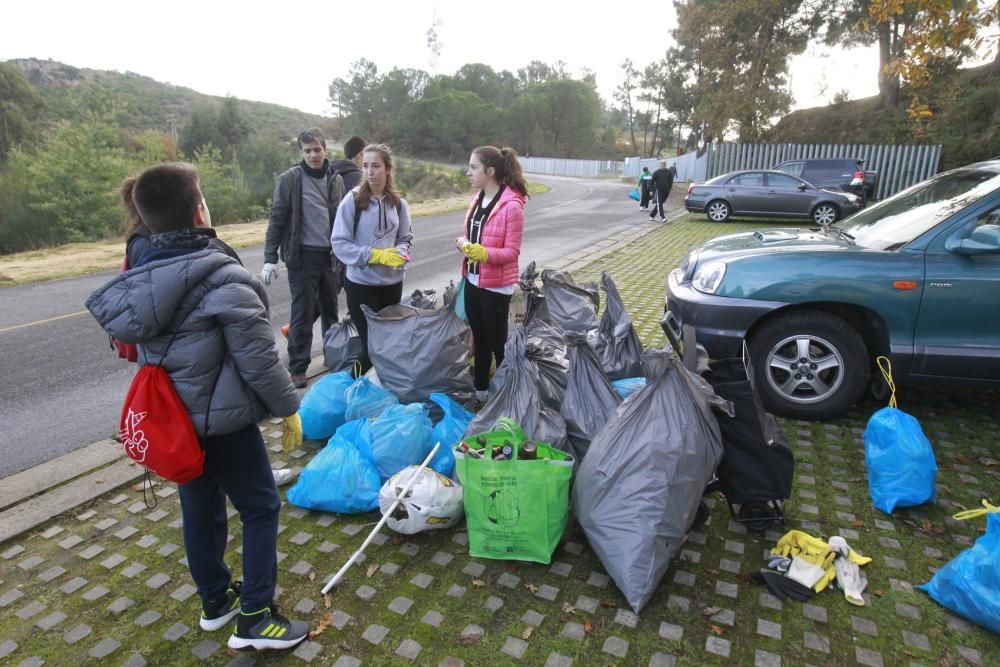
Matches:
[660,216,667,223]
[200,581,242,631]
[228,605,309,651]
[289,373,307,389]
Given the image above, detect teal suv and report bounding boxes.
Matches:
[665,159,1000,420]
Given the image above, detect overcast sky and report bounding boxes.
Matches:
[4,0,881,117]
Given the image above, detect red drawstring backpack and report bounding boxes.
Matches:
[110,257,139,362]
[120,328,204,484]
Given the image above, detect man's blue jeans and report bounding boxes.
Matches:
[179,424,280,613]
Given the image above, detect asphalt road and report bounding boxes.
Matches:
[0,174,648,478]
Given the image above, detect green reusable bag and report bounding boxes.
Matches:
[454,418,574,564]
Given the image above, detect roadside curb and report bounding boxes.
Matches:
[0,211,679,545]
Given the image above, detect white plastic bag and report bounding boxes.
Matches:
[378,466,464,534]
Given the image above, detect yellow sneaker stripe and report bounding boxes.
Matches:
[261,623,277,637]
[274,627,287,638]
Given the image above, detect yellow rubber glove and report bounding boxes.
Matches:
[369,248,406,268]
[771,530,838,592]
[282,414,302,454]
[462,242,488,263]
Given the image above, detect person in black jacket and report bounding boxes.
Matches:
[649,159,675,222]
[329,135,366,192]
[261,129,345,388]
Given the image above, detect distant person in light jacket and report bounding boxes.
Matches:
[453,145,528,403]
[331,143,412,375]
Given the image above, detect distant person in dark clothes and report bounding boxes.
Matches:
[261,129,345,388]
[637,166,652,211]
[649,159,675,222]
[329,135,366,191]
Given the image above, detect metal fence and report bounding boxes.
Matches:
[705,143,942,201]
[520,157,624,178]
[625,143,943,200]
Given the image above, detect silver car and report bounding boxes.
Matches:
[684,170,863,224]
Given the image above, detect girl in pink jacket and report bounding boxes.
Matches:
[454,146,528,403]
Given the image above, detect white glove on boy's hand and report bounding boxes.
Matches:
[260,263,278,285]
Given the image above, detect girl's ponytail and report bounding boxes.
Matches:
[499,147,529,198]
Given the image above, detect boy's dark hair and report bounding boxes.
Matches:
[133,162,202,234]
[297,129,326,149]
[343,135,366,160]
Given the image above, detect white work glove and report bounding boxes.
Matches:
[260,263,278,285]
[786,556,827,589]
[829,536,867,606]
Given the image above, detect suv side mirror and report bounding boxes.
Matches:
[945,224,1000,254]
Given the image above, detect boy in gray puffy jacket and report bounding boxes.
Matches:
[86,162,310,652]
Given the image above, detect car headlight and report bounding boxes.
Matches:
[679,250,698,281]
[691,261,727,294]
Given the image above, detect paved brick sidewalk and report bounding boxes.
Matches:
[1,213,997,666]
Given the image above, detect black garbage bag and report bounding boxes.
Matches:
[541,269,599,335]
[489,315,568,409]
[573,348,726,614]
[323,319,364,374]
[363,303,475,406]
[560,334,621,463]
[597,272,644,380]
[704,357,793,505]
[401,289,438,310]
[467,327,569,451]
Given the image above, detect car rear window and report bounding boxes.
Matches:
[836,168,1000,250]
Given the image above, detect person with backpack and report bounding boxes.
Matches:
[331,143,412,375]
[261,129,345,388]
[86,162,309,652]
[649,158,675,222]
[453,145,527,403]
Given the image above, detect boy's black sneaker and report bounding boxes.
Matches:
[200,581,242,631]
[228,604,309,651]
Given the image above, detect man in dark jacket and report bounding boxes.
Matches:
[329,135,366,192]
[86,162,309,652]
[649,159,675,222]
[261,129,345,387]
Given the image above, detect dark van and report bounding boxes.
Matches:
[773,158,878,204]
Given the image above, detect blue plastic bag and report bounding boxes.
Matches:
[286,419,381,513]
[919,512,1000,634]
[628,188,640,201]
[298,372,355,440]
[611,377,646,399]
[427,393,473,477]
[369,403,434,480]
[863,407,937,513]
[345,376,398,422]
[453,278,468,324]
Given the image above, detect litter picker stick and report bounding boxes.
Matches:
[321,442,442,595]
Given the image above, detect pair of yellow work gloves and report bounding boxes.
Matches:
[369,247,408,268]
[462,242,488,263]
[771,530,872,593]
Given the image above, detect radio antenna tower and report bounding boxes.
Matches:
[426,9,444,74]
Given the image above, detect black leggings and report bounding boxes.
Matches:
[463,279,512,391]
[343,278,404,375]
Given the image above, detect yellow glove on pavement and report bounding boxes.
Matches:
[462,242,488,263]
[282,413,302,454]
[369,248,406,268]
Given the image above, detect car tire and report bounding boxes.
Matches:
[811,203,840,226]
[706,199,731,222]
[749,311,869,420]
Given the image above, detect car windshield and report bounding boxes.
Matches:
[834,168,1000,250]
